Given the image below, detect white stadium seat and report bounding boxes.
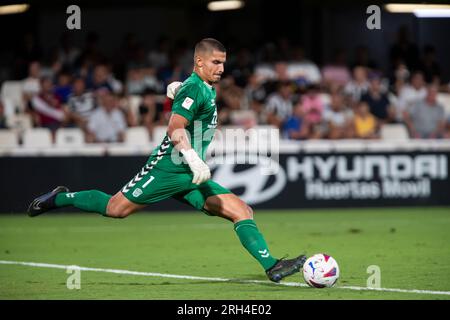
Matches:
[55,128,85,147]
[125,127,150,146]
[6,113,33,133]
[22,128,53,148]
[0,129,19,148]
[380,124,410,141]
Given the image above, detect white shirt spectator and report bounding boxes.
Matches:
[396,85,427,119]
[265,93,293,120]
[22,78,41,96]
[323,106,353,127]
[344,81,369,102]
[87,106,127,142]
[287,61,321,84]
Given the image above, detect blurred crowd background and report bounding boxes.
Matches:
[1,1,450,145]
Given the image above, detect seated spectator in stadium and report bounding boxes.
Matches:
[265,81,294,129]
[22,61,42,98]
[30,77,66,132]
[321,49,351,89]
[66,77,96,130]
[54,71,73,103]
[138,88,165,136]
[395,71,426,121]
[148,36,170,72]
[323,92,353,139]
[301,84,325,138]
[283,101,308,140]
[344,66,369,106]
[288,46,321,85]
[126,67,162,95]
[353,101,378,139]
[403,85,446,139]
[87,91,127,143]
[361,74,394,124]
[88,64,123,95]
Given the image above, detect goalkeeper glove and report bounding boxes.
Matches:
[181,148,211,185]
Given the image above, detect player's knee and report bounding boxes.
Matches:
[233,204,253,222]
[106,199,132,218]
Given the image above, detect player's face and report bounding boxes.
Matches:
[201,50,226,84]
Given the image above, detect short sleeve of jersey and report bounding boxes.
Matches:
[171,83,203,122]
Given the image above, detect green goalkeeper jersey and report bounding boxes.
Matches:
[147,72,218,173]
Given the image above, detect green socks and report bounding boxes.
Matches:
[55,190,111,216]
[234,219,278,271]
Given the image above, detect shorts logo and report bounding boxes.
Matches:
[182,97,194,110]
[132,188,143,198]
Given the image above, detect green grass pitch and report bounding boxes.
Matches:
[0,208,449,300]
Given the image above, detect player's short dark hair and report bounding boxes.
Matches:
[194,38,226,56]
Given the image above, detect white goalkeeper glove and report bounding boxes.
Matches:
[166,81,183,100]
[181,148,211,185]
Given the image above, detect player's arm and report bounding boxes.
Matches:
[166,82,211,185]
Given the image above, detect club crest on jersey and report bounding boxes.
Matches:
[132,188,143,197]
[182,97,194,110]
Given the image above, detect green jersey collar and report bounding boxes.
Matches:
[192,72,214,90]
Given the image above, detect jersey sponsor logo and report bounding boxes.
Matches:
[182,97,194,110]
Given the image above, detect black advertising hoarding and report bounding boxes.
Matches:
[212,152,449,208]
[0,151,449,213]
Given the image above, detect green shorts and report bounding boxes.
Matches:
[121,164,232,215]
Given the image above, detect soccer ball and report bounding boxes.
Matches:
[302,253,339,288]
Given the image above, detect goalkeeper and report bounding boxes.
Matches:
[27,38,306,283]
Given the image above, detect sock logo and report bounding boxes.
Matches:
[66,193,76,198]
[258,249,270,258]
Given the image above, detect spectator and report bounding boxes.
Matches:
[301,84,325,138]
[323,92,353,139]
[87,91,127,143]
[288,46,321,85]
[54,72,73,103]
[321,49,351,88]
[353,101,378,139]
[53,32,81,72]
[30,77,66,132]
[344,65,369,106]
[138,88,165,137]
[22,61,42,98]
[66,77,96,130]
[126,67,162,95]
[148,36,170,71]
[396,71,427,120]
[403,85,446,139]
[89,64,123,95]
[265,81,294,129]
[361,74,394,123]
[283,101,308,140]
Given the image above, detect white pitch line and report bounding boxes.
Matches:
[1,260,450,296]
